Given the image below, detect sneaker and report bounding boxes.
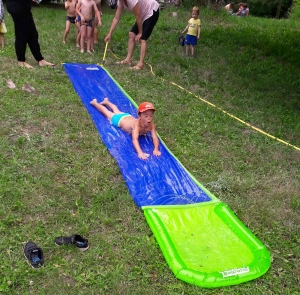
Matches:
[54,236,72,246]
[24,241,44,268]
[71,234,89,252]
[54,234,89,251]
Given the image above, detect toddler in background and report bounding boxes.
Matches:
[63,0,81,45]
[76,0,102,53]
[181,6,201,56]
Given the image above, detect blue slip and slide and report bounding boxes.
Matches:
[64,63,271,288]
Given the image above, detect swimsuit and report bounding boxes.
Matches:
[80,19,93,28]
[111,113,131,127]
[66,16,76,24]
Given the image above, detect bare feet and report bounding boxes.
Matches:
[76,43,80,48]
[18,61,34,69]
[63,40,66,44]
[90,98,98,106]
[100,97,109,105]
[38,60,55,67]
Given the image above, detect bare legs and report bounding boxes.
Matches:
[90,98,123,120]
[117,32,146,69]
[80,24,93,53]
[185,45,195,56]
[63,21,71,43]
[0,33,4,48]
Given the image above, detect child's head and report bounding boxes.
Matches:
[191,6,199,19]
[138,102,156,115]
[138,102,156,123]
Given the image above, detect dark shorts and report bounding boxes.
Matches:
[185,34,197,46]
[80,19,93,28]
[66,16,76,24]
[130,9,159,40]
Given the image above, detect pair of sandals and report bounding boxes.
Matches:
[116,59,143,70]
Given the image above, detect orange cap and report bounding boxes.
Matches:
[138,102,156,113]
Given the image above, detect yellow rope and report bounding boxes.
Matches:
[101,42,109,66]
[105,48,300,152]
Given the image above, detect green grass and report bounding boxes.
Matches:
[0,3,300,294]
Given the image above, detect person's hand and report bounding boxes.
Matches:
[153,150,161,157]
[135,33,142,42]
[138,152,149,160]
[104,34,111,43]
[98,20,102,27]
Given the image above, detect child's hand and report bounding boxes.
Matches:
[153,150,161,157]
[98,20,102,27]
[138,152,149,160]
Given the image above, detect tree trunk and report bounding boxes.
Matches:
[276,0,282,18]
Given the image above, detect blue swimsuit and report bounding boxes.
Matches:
[111,113,131,127]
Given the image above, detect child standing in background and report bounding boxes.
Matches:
[181,6,201,56]
[76,0,102,53]
[0,0,5,48]
[63,0,80,45]
[93,0,101,44]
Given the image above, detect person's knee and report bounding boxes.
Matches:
[129,32,136,40]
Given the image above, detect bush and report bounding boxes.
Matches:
[289,0,300,19]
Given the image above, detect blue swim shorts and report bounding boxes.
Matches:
[185,34,197,46]
[111,113,131,127]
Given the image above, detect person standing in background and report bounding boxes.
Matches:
[6,0,54,68]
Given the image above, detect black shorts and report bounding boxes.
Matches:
[130,9,159,40]
[66,16,76,24]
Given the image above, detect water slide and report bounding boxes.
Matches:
[64,63,270,288]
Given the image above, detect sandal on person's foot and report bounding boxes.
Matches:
[129,65,143,71]
[116,59,132,65]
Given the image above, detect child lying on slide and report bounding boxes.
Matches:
[90,98,161,160]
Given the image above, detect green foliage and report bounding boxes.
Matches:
[289,0,300,19]
[245,0,293,18]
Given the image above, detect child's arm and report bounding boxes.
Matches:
[151,124,161,157]
[182,23,189,34]
[132,123,148,160]
[76,0,84,21]
[65,0,70,10]
[93,2,102,26]
[197,24,201,39]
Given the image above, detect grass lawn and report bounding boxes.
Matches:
[0,3,299,294]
